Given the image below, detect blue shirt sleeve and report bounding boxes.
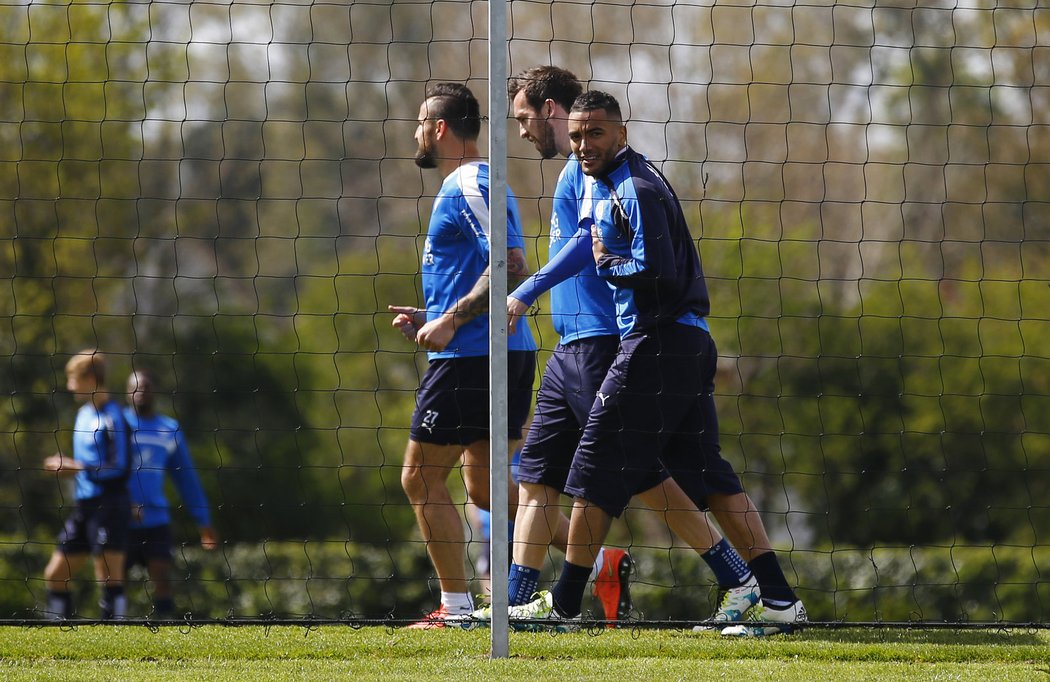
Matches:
[166,427,212,527]
[510,227,593,306]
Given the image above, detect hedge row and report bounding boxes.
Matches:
[2,539,1046,623]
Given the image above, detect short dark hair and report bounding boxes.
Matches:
[424,82,481,140]
[570,90,623,121]
[508,65,583,112]
[128,367,156,385]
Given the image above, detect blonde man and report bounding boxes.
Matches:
[42,350,131,620]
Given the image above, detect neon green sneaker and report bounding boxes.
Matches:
[471,602,492,623]
[720,600,807,637]
[509,591,580,633]
[693,575,761,631]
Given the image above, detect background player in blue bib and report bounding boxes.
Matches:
[124,369,218,619]
[388,82,537,628]
[42,349,131,620]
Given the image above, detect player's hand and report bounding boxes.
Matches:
[591,224,608,262]
[507,296,528,335]
[388,305,425,343]
[415,314,455,352]
[43,453,65,471]
[44,453,79,474]
[199,526,219,551]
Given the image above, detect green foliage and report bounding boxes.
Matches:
[768,274,1050,547]
[1,0,1047,633]
[0,0,164,539]
[276,239,426,544]
[704,206,1050,548]
[3,539,1048,625]
[635,544,1050,625]
[0,537,431,621]
[0,3,426,545]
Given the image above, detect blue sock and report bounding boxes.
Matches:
[551,561,591,619]
[508,564,541,606]
[702,538,753,588]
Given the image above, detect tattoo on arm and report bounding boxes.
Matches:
[447,249,530,325]
[450,266,491,324]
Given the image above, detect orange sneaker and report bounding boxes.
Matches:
[406,604,472,630]
[592,548,633,627]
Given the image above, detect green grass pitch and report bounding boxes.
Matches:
[0,625,1046,680]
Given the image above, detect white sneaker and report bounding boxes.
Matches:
[692,575,761,632]
[720,600,808,637]
[509,590,580,632]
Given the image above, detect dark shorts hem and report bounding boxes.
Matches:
[125,524,176,569]
[565,325,743,516]
[516,337,619,492]
[410,352,536,445]
[57,493,131,556]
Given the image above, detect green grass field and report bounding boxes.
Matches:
[0,625,1047,680]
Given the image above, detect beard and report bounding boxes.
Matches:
[414,147,437,169]
[537,121,559,159]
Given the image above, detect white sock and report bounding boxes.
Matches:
[440,591,474,614]
[588,547,606,582]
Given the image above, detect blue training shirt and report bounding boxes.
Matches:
[72,400,130,501]
[125,408,212,530]
[512,157,619,345]
[422,161,536,359]
[581,146,711,337]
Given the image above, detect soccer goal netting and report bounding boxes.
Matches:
[1,0,1047,628]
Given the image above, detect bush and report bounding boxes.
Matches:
[3,539,1046,623]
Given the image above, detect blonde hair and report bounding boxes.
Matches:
[65,349,106,384]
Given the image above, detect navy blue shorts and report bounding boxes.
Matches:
[410,352,536,445]
[564,325,743,518]
[57,493,131,556]
[125,524,175,569]
[517,336,668,495]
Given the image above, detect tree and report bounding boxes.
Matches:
[0,1,160,537]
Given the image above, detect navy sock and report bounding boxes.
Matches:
[45,590,72,620]
[551,561,591,619]
[749,550,797,605]
[153,597,175,619]
[508,564,541,607]
[702,538,753,588]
